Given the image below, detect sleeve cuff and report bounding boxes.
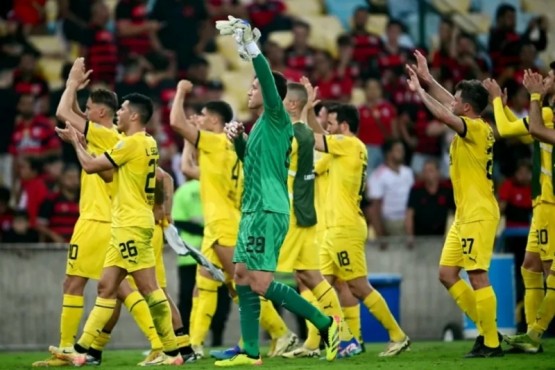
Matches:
[323,135,329,153]
[458,117,467,138]
[523,117,529,131]
[104,152,118,168]
[83,120,90,137]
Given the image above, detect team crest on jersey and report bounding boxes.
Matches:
[115,140,124,150]
[336,135,344,140]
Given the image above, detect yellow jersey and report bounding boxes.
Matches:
[314,151,331,230]
[81,121,120,222]
[196,130,242,224]
[105,132,159,228]
[533,108,555,205]
[323,134,367,228]
[449,116,499,223]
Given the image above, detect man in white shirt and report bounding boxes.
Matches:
[368,139,414,248]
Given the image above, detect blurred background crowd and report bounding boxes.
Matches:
[0,0,552,254]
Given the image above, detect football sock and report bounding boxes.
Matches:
[531,274,555,337]
[189,295,198,335]
[190,275,220,346]
[77,297,117,349]
[448,279,482,335]
[90,330,111,352]
[475,286,499,348]
[363,290,405,342]
[145,289,178,355]
[312,280,353,341]
[124,291,163,350]
[343,304,362,342]
[300,289,321,349]
[522,267,545,331]
[260,297,288,339]
[264,281,331,330]
[59,294,84,348]
[237,284,261,358]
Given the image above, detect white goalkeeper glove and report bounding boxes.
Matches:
[215,15,261,61]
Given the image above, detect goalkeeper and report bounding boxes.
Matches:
[213,17,340,367]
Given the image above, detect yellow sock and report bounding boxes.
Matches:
[124,291,163,350]
[475,286,499,348]
[59,294,84,348]
[363,290,405,342]
[189,296,198,335]
[77,297,117,349]
[145,289,177,352]
[522,267,545,331]
[176,334,191,348]
[448,279,483,335]
[531,275,555,335]
[300,290,321,349]
[312,280,352,341]
[190,275,220,346]
[90,331,111,351]
[343,305,362,342]
[260,297,288,339]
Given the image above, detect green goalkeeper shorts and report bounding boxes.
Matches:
[233,210,289,272]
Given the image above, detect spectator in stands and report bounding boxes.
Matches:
[264,40,302,82]
[9,94,61,160]
[183,56,224,105]
[115,56,150,98]
[368,139,414,249]
[12,0,46,33]
[311,50,353,102]
[378,20,413,89]
[36,164,80,243]
[357,78,397,171]
[83,1,118,86]
[2,209,39,243]
[498,41,542,87]
[504,81,529,118]
[0,11,41,68]
[405,159,454,248]
[349,6,382,79]
[43,156,64,192]
[59,0,94,45]
[15,156,49,228]
[206,0,247,22]
[336,34,360,83]
[12,49,49,102]
[150,0,209,73]
[488,3,547,74]
[0,186,14,239]
[430,18,455,76]
[0,63,17,188]
[149,103,177,175]
[115,0,161,62]
[284,20,317,76]
[246,0,290,43]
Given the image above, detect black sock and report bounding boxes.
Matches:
[174,327,185,336]
[88,347,102,360]
[74,344,88,354]
[164,349,180,357]
[179,345,194,356]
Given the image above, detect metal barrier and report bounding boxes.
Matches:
[0,238,464,350]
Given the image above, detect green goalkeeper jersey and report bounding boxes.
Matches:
[234,54,293,215]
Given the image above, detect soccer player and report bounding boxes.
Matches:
[406,50,501,357]
[32,61,163,367]
[278,82,361,358]
[214,17,339,366]
[49,93,182,366]
[503,70,555,353]
[170,80,298,358]
[482,75,554,353]
[308,101,410,357]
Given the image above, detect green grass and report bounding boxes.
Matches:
[1,340,553,370]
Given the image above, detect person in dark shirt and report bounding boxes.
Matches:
[2,209,39,243]
[0,186,14,239]
[36,164,80,243]
[115,0,161,61]
[405,159,454,247]
[0,12,41,68]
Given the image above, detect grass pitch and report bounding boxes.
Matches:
[1,340,553,370]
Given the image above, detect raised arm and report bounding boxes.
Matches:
[411,50,454,106]
[300,76,325,134]
[169,80,200,144]
[181,140,200,180]
[56,58,92,133]
[524,70,555,144]
[406,65,465,135]
[252,54,282,111]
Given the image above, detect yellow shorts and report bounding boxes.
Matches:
[67,218,111,279]
[320,225,368,281]
[127,224,166,289]
[104,226,154,273]
[526,202,555,261]
[439,219,499,271]
[201,219,238,268]
[276,223,318,273]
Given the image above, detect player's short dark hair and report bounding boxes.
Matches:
[286,82,308,105]
[90,89,118,114]
[204,101,233,125]
[328,104,359,134]
[123,93,154,125]
[272,71,288,101]
[382,139,403,156]
[0,186,10,204]
[454,79,489,114]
